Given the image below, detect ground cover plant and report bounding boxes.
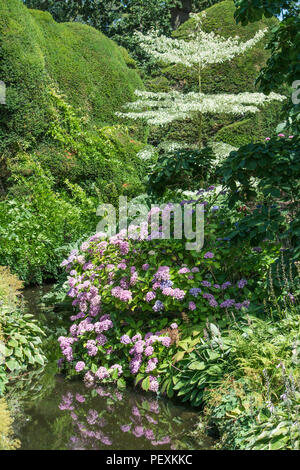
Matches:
[0,267,47,395]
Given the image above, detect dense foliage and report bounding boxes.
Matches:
[234,0,300,134]
[55,184,288,379]
[147,147,217,196]
[54,188,299,449]
[0,267,47,395]
[192,308,299,450]
[0,0,149,284]
[23,1,224,68]
[0,0,145,154]
[218,134,300,257]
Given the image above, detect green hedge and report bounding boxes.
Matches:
[0,0,145,154]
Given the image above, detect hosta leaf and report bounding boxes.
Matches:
[188,361,205,371]
[34,354,45,366]
[6,359,20,371]
[173,351,185,362]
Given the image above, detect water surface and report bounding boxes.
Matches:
[15,376,211,450]
[9,286,213,450]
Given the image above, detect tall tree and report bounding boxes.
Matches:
[233,0,300,133]
[24,1,121,32]
[171,0,192,28]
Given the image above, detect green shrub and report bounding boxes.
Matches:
[241,396,300,450]
[173,306,300,449]
[0,267,47,394]
[217,135,300,257]
[0,156,100,284]
[147,146,218,196]
[214,102,283,147]
[41,88,147,202]
[0,87,148,283]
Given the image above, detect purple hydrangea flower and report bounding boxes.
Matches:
[132,333,142,343]
[153,300,164,312]
[189,288,201,297]
[75,361,85,372]
[221,281,231,290]
[172,288,185,300]
[153,266,170,282]
[120,334,132,345]
[146,358,158,373]
[149,376,159,393]
[160,280,173,289]
[95,366,109,380]
[178,267,190,274]
[145,346,154,357]
[159,336,171,347]
[237,279,248,289]
[220,299,235,308]
[201,281,211,288]
[146,291,156,302]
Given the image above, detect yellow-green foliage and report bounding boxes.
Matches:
[147,0,285,147]
[22,87,147,202]
[0,398,20,450]
[0,266,23,307]
[0,0,145,154]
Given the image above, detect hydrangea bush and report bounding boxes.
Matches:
[58,195,254,393]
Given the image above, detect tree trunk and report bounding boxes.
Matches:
[171,0,192,29]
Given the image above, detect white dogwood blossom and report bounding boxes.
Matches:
[134,27,267,69]
[209,141,238,166]
[117,90,285,125]
[117,12,286,147]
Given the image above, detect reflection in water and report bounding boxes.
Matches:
[16,376,212,450]
[60,385,177,450]
[12,286,213,450]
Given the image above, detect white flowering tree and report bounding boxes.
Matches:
[117,13,286,147]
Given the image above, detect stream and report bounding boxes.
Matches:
[7,286,213,450]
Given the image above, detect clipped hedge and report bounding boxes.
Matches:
[0,0,145,154]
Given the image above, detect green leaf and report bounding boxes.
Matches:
[6,359,20,371]
[141,376,150,391]
[188,361,205,371]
